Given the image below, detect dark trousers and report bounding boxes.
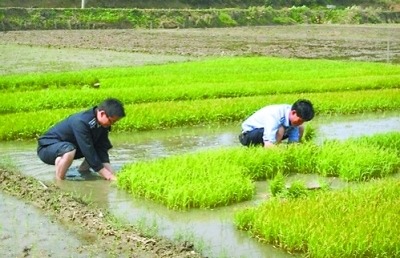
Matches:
[239,128,265,147]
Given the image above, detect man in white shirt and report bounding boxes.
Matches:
[239,99,314,148]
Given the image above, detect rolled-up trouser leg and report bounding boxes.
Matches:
[37,142,76,165]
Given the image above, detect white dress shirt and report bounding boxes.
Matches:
[241,104,300,143]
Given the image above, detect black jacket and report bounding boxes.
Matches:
[38,107,112,171]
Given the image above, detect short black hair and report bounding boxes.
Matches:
[292,99,314,121]
[98,98,126,118]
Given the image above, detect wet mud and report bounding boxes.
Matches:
[0,167,201,257]
[1,113,399,257]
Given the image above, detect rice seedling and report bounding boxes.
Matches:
[234,178,400,258]
[1,56,399,141]
[117,132,400,211]
[315,137,400,181]
[117,151,255,210]
[2,56,400,114]
[286,180,308,199]
[2,89,399,141]
[0,71,98,91]
[2,57,400,93]
[269,171,285,197]
[349,131,400,154]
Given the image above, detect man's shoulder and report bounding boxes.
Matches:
[261,103,290,113]
[69,108,96,126]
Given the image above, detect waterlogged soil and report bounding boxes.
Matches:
[1,24,400,257]
[0,168,201,258]
[1,113,400,257]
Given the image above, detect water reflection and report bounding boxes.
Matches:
[316,115,400,142]
[109,183,292,258]
[0,192,101,257]
[1,112,399,258]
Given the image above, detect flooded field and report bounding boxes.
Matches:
[1,112,399,258]
[1,24,400,257]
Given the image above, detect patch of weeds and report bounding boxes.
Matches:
[70,190,93,206]
[133,216,159,238]
[173,230,208,255]
[287,180,308,199]
[269,171,285,197]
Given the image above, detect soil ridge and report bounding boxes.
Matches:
[0,168,202,257]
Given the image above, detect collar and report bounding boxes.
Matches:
[89,107,101,128]
[283,107,291,127]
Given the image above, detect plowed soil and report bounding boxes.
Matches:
[1,24,400,62]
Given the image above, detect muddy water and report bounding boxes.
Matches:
[0,192,107,257]
[1,112,399,258]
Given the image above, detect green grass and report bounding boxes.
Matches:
[1,56,400,140]
[234,177,400,257]
[118,152,255,210]
[2,56,400,94]
[1,88,400,140]
[117,132,400,210]
[2,54,400,257]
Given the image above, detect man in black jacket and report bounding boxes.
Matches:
[37,98,125,181]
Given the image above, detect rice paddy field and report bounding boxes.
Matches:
[1,24,400,257]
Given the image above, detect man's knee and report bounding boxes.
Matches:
[239,133,249,146]
[239,128,264,147]
[38,142,77,165]
[61,149,76,160]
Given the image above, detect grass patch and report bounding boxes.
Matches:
[1,56,400,140]
[117,132,400,210]
[234,177,400,257]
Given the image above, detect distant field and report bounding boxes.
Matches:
[0,44,191,75]
[1,24,399,75]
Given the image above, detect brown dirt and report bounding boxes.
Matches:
[0,168,201,257]
[1,24,400,62]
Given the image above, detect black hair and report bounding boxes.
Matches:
[292,99,314,121]
[98,98,126,118]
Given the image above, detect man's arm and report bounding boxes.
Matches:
[264,124,287,148]
[72,120,105,172]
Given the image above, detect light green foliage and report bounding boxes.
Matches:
[235,178,400,257]
[269,171,285,196]
[350,131,400,154]
[1,57,400,140]
[0,72,98,91]
[217,12,237,26]
[286,180,308,198]
[283,143,318,174]
[315,138,400,180]
[302,123,316,142]
[117,150,255,210]
[118,132,399,210]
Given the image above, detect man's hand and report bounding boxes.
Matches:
[263,141,275,148]
[99,167,116,181]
